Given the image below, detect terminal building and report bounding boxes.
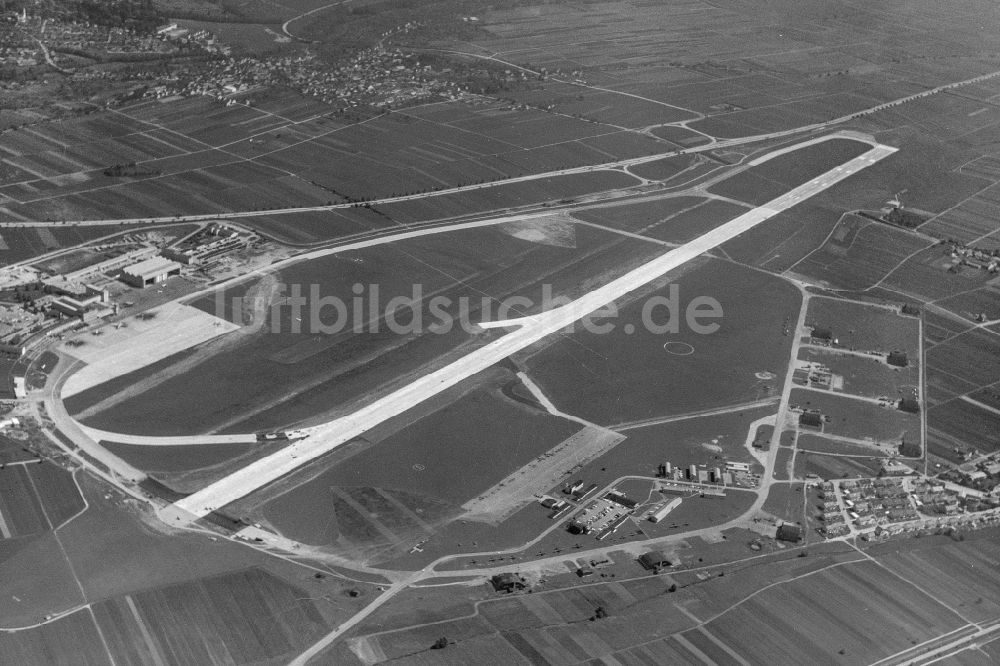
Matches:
[121,257,182,288]
[50,284,112,323]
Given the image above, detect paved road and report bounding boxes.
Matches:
[73,423,259,447]
[281,1,352,41]
[160,142,897,525]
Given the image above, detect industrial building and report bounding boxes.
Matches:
[647,497,682,523]
[162,225,255,265]
[61,246,157,283]
[121,257,182,288]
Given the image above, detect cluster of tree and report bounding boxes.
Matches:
[40,0,163,33]
[883,207,924,229]
[899,439,922,458]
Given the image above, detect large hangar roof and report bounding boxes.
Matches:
[122,256,181,279]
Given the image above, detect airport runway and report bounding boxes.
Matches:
[160,142,897,524]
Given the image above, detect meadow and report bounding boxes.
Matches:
[69,222,661,436]
[524,257,800,425]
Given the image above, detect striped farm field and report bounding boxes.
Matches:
[0,609,110,666]
[91,567,331,666]
[871,532,1000,624]
[706,560,966,664]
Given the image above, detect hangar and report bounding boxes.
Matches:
[121,257,182,288]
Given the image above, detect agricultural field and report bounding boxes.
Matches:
[926,327,1000,405]
[705,560,966,664]
[879,245,996,304]
[797,346,920,398]
[805,297,920,356]
[1,91,673,224]
[0,609,111,666]
[933,286,1000,323]
[871,531,1000,624]
[337,535,987,666]
[0,225,131,266]
[788,214,934,291]
[920,181,1000,246]
[523,257,799,425]
[91,568,332,666]
[0,462,82,540]
[0,565,351,666]
[791,388,921,444]
[927,399,1000,456]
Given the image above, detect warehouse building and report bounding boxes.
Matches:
[647,497,682,523]
[121,257,182,288]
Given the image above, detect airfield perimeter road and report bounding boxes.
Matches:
[160,142,897,525]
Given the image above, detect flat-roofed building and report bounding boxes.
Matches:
[121,257,182,288]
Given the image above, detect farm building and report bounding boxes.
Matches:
[887,350,908,367]
[637,551,671,570]
[121,257,182,288]
[799,412,823,429]
[898,398,920,413]
[776,524,803,542]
